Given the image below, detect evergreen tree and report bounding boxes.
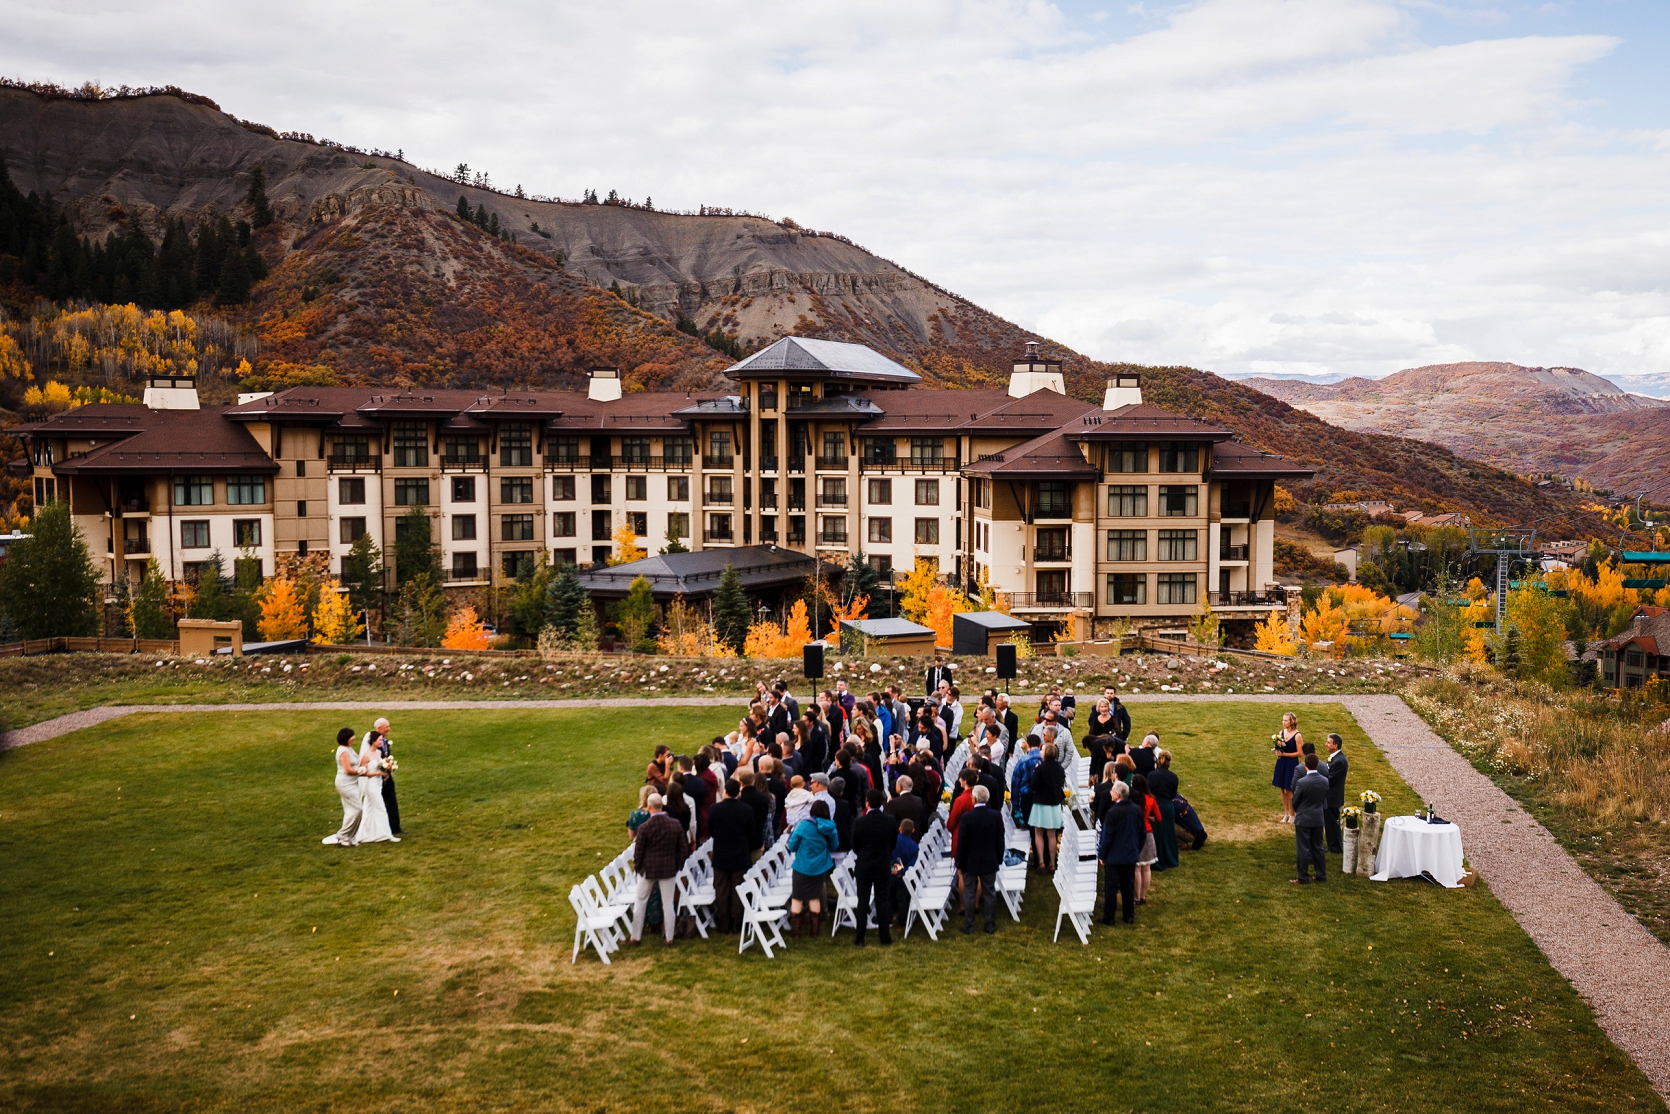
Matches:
[392,573,448,646]
[341,534,383,614]
[392,505,439,585]
[487,211,500,236]
[108,566,134,637]
[713,563,750,655]
[660,525,688,555]
[456,194,472,219]
[843,550,878,609]
[231,554,265,640]
[609,279,623,297]
[214,246,250,306]
[129,557,176,640]
[188,550,233,620]
[510,555,554,637]
[544,561,588,637]
[246,165,274,228]
[0,502,101,639]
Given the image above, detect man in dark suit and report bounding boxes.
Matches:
[364,719,402,835]
[766,691,792,740]
[884,775,928,838]
[1291,755,1330,884]
[1098,780,1143,923]
[1324,733,1349,854]
[707,779,757,932]
[996,694,1019,752]
[926,657,954,697]
[954,786,1005,934]
[851,789,901,946]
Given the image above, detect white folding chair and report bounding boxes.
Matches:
[570,881,625,964]
[737,878,789,958]
[674,839,716,939]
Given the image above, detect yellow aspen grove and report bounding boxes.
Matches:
[257,577,310,641]
[1254,609,1297,655]
[441,605,492,651]
[311,581,364,645]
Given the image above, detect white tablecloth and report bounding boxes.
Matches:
[1370,816,1465,888]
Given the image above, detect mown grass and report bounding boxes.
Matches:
[0,650,1421,730]
[0,703,1659,1113]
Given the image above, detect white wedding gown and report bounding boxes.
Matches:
[357,747,396,843]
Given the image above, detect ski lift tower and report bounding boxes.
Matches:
[1468,528,1538,633]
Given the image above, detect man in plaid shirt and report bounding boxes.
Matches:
[628,794,689,947]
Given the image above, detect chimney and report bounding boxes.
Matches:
[588,366,622,402]
[1103,373,1142,410]
[143,373,199,410]
[1008,341,1065,398]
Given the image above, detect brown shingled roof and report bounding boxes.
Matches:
[1209,440,1317,479]
[961,429,1100,478]
[46,406,278,476]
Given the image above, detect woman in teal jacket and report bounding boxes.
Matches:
[786,800,839,939]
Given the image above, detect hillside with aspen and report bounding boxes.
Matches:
[0,80,1609,537]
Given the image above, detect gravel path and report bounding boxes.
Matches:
[5,691,1667,1097]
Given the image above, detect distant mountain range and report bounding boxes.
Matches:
[1600,373,1670,400]
[1241,362,1670,497]
[0,83,1614,532]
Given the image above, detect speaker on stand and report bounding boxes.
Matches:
[995,642,1017,694]
[803,642,825,682]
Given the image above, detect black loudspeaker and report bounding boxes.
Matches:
[803,643,824,681]
[995,643,1017,679]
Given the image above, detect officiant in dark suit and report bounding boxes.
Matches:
[925,657,954,697]
[365,717,402,836]
[1324,732,1349,854]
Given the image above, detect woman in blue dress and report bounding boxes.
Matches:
[1272,712,1302,824]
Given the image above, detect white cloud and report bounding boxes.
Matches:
[2,0,1667,376]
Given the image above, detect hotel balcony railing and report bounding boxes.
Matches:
[859,458,959,473]
[449,566,483,581]
[760,495,779,509]
[544,456,592,471]
[1033,544,1070,562]
[704,454,735,470]
[1221,503,1252,519]
[1219,544,1249,561]
[121,537,152,554]
[705,492,734,505]
[815,494,848,507]
[759,456,779,472]
[787,497,806,511]
[814,456,848,470]
[328,454,380,471]
[702,530,735,543]
[441,454,486,471]
[787,458,806,474]
[1209,591,1278,607]
[760,527,779,542]
[787,532,807,545]
[1007,591,1093,609]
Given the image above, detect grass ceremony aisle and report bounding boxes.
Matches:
[0,704,1661,1113]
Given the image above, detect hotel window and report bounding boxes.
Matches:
[1035,526,1067,561]
[339,477,366,504]
[863,438,897,465]
[1157,572,1198,605]
[664,437,693,466]
[820,516,848,544]
[869,517,892,543]
[1158,485,1198,517]
[821,431,846,462]
[33,477,57,505]
[1158,441,1199,473]
[391,421,428,467]
[1107,484,1147,517]
[708,430,733,465]
[443,437,479,464]
[295,460,307,477]
[549,436,581,463]
[296,501,308,518]
[452,552,478,580]
[708,513,734,541]
[394,479,430,506]
[914,518,939,545]
[452,476,476,502]
[591,474,611,504]
[668,511,690,539]
[620,436,651,465]
[914,479,939,506]
[502,551,536,578]
[627,511,648,536]
[453,514,477,540]
[232,519,261,548]
[498,423,533,467]
[552,476,575,501]
[760,386,778,411]
[1107,529,1146,562]
[709,476,735,505]
[395,514,430,542]
[340,517,367,544]
[591,510,612,540]
[972,478,991,509]
[760,478,778,509]
[667,476,689,501]
[333,437,370,463]
[759,419,779,466]
[181,520,210,548]
[818,477,846,506]
[502,514,536,542]
[553,512,576,537]
[226,475,266,505]
[1106,442,1147,473]
[1157,529,1198,561]
[174,475,214,506]
[868,478,892,505]
[868,554,893,579]
[1035,481,1069,519]
[625,476,648,501]
[500,477,535,504]
[910,437,945,466]
[553,548,577,566]
[1106,573,1146,605]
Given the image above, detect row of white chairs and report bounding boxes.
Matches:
[1052,818,1101,945]
[901,818,958,939]
[738,832,794,957]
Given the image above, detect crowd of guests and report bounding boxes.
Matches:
[620,666,1210,947]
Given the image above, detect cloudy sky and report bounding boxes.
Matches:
[6,0,1669,380]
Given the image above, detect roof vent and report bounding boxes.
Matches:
[1009,343,1064,399]
[1103,373,1142,410]
[588,366,622,402]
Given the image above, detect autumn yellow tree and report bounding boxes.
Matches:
[657,594,735,656]
[607,524,647,566]
[258,576,310,640]
[1300,592,1345,650]
[744,599,813,658]
[311,580,364,645]
[441,604,492,650]
[1254,609,1297,655]
[922,583,968,649]
[894,557,940,624]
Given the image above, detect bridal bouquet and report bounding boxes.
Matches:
[385,758,399,772]
[1359,789,1381,813]
[1062,787,1073,802]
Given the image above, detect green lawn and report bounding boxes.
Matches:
[0,703,1660,1113]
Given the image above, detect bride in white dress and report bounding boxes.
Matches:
[356,735,400,843]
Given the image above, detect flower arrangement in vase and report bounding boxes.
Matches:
[1359,789,1381,814]
[1341,806,1362,831]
